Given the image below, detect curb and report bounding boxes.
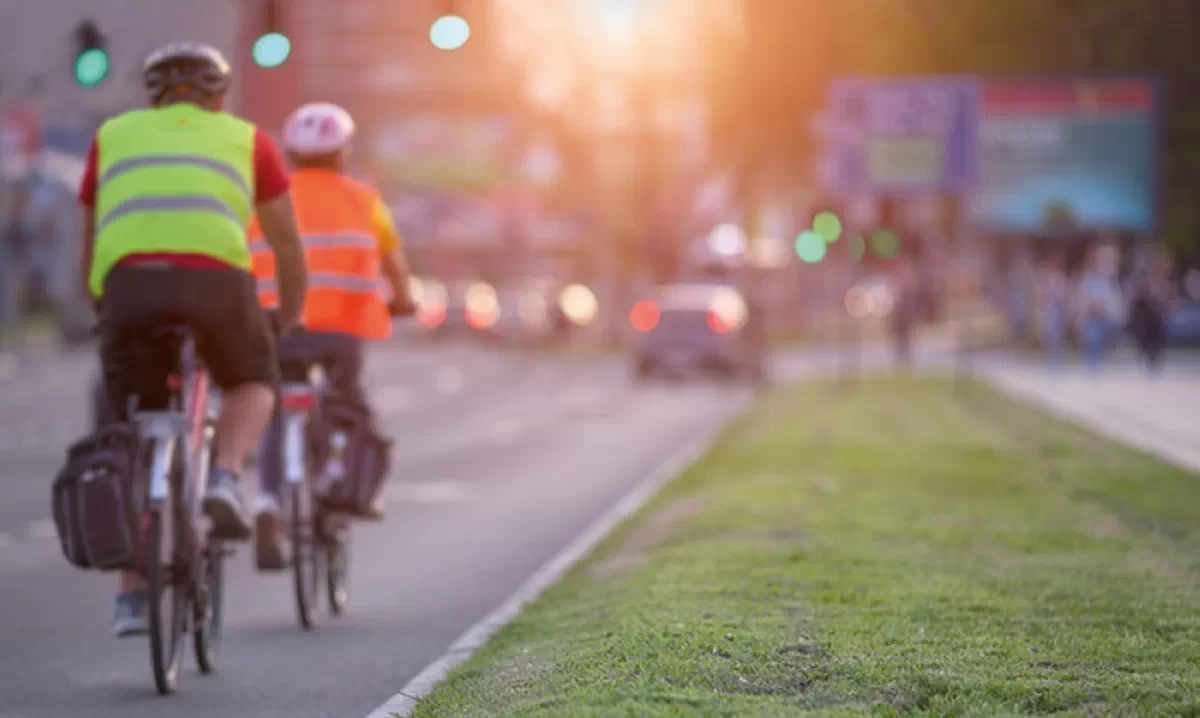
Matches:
[363,405,747,718]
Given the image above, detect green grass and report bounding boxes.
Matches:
[410,377,1200,717]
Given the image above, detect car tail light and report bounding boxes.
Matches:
[629,300,660,332]
[417,303,447,329]
[281,385,317,412]
[707,289,748,334]
[706,308,732,334]
[466,307,499,330]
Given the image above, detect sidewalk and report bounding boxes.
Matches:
[979,358,1200,472]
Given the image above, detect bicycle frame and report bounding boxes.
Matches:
[138,349,214,518]
[280,366,325,486]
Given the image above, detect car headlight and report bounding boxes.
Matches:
[465,282,499,328]
[558,283,598,326]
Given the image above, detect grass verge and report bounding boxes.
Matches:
[411,377,1200,717]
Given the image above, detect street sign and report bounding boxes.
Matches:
[828,76,979,194]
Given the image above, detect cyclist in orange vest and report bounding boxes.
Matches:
[247,102,416,570]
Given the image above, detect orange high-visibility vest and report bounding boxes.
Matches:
[249,170,391,340]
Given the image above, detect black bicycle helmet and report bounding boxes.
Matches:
[142,42,231,104]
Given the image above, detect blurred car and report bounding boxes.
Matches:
[630,282,766,381]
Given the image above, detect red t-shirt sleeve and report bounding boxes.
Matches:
[78,138,99,207]
[252,129,290,203]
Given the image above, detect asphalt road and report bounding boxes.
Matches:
[0,341,754,718]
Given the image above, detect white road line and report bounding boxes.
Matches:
[26,519,58,540]
[363,401,751,718]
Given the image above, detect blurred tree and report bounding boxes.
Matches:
[708,0,1200,257]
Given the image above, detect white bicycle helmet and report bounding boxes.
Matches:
[282,102,356,156]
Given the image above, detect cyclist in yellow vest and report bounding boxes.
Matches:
[77,43,309,636]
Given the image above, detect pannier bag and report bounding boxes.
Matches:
[51,422,141,571]
[311,395,392,518]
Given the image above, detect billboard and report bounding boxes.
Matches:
[827,76,980,194]
[968,78,1158,234]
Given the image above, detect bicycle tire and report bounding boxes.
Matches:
[324,516,350,616]
[193,540,225,674]
[289,483,320,630]
[145,506,186,695]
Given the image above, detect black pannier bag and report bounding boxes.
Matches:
[50,422,141,571]
[310,394,392,518]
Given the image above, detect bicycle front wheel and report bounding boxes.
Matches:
[193,539,225,674]
[145,506,187,695]
[288,483,321,630]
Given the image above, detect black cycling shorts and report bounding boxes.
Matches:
[98,263,280,418]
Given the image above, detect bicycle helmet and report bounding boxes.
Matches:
[283,103,356,156]
[142,42,231,104]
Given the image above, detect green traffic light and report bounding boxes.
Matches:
[74,48,110,87]
[794,230,827,264]
[253,32,291,68]
[813,211,842,243]
[870,229,899,258]
[430,14,470,51]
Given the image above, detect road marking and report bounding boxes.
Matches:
[363,401,752,718]
[26,519,57,540]
[434,367,464,395]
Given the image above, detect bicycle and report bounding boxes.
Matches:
[130,325,227,695]
[276,342,351,630]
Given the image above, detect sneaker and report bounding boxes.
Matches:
[253,494,287,572]
[203,469,253,541]
[111,591,149,637]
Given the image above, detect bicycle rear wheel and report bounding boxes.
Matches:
[289,483,321,630]
[145,505,187,695]
[323,514,350,616]
[193,540,225,674]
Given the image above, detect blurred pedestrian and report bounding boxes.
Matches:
[1039,251,1070,372]
[1129,250,1174,374]
[1077,244,1126,373]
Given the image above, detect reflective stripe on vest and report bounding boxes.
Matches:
[97,195,243,235]
[248,232,376,253]
[257,273,386,296]
[99,153,252,200]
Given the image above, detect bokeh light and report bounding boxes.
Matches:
[794,230,827,264]
[431,15,471,51]
[708,223,747,257]
[559,284,599,326]
[870,229,899,258]
[629,299,660,332]
[252,33,291,68]
[849,233,867,262]
[813,211,843,243]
